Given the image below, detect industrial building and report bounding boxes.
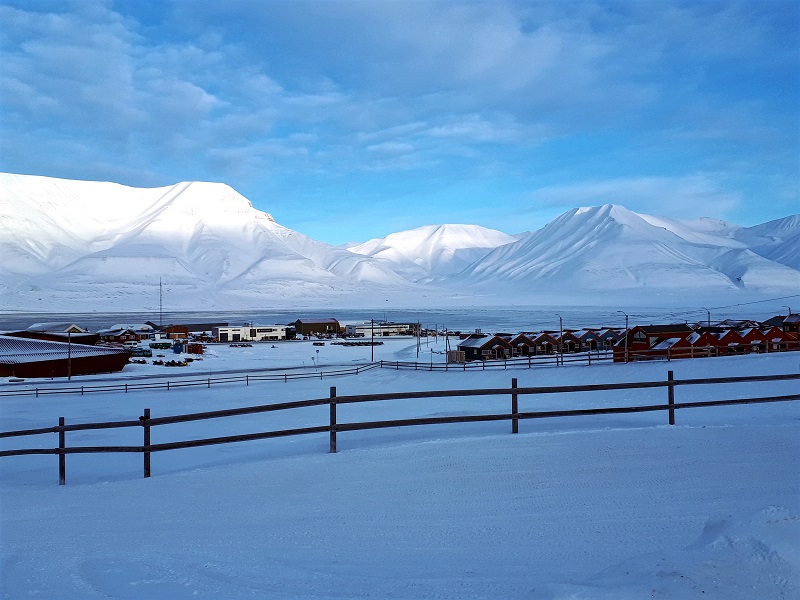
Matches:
[0,335,130,378]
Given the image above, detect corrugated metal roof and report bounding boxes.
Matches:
[457,337,489,348]
[26,322,87,333]
[294,318,339,324]
[651,337,684,350]
[0,335,127,365]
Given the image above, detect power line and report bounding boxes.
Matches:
[631,294,800,322]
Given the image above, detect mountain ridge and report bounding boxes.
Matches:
[1,173,798,311]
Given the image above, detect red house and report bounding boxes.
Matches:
[456,335,513,361]
[739,327,767,352]
[716,329,745,353]
[687,331,722,357]
[509,333,538,356]
[532,332,559,355]
[613,324,695,362]
[574,330,604,351]
[760,326,798,351]
[553,331,583,353]
[648,336,694,360]
[598,328,625,350]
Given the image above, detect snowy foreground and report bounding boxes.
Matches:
[1,338,799,599]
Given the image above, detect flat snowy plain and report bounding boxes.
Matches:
[1,337,798,599]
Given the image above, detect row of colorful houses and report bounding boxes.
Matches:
[455,328,626,362]
[454,314,800,363]
[613,322,800,362]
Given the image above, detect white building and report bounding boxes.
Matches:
[213,325,293,343]
[344,322,416,337]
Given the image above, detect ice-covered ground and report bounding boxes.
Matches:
[1,337,798,599]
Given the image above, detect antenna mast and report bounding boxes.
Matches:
[159,277,163,327]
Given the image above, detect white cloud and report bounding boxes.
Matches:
[526,175,742,220]
[366,142,415,155]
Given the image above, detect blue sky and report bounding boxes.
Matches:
[0,0,797,245]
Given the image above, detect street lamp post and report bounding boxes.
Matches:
[617,310,629,363]
[67,329,72,380]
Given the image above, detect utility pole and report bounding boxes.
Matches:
[159,277,163,327]
[617,310,629,363]
[556,314,563,364]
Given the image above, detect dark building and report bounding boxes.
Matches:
[0,335,130,378]
[292,318,341,336]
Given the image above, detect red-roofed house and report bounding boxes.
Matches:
[456,335,513,361]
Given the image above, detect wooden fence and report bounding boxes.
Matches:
[0,352,607,399]
[1,371,799,485]
[385,350,612,371]
[0,362,382,398]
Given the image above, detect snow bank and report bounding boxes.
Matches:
[1,347,798,599]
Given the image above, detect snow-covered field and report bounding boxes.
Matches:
[1,337,798,599]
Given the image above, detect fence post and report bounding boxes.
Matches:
[588,352,591,366]
[511,378,519,434]
[58,416,66,485]
[667,371,675,425]
[329,386,337,453]
[141,408,151,478]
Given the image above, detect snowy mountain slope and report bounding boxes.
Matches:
[1,174,798,311]
[451,205,800,298]
[345,224,517,281]
[0,173,417,310]
[735,214,800,270]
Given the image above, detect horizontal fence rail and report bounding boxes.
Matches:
[0,351,610,399]
[1,371,799,485]
[0,363,383,398]
[381,350,613,371]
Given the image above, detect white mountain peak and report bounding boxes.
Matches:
[1,173,797,310]
[347,223,516,280]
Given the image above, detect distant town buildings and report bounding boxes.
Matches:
[0,311,797,377]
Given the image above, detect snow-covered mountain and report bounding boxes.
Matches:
[345,224,517,281]
[449,204,800,303]
[0,173,423,310]
[1,173,798,311]
[735,215,800,271]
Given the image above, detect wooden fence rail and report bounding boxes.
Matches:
[0,363,383,398]
[1,371,799,485]
[0,351,611,399]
